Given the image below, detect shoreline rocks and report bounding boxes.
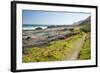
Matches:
[22,26,76,48]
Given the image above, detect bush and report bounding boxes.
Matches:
[69,28,74,31]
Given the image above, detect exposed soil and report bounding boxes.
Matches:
[64,34,86,60]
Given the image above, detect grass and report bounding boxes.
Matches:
[22,32,84,63]
[78,33,91,60]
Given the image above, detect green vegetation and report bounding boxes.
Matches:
[22,16,91,62]
[78,33,91,60]
[23,27,91,62]
[80,24,91,33]
[23,33,84,63]
[78,19,91,59]
[79,19,91,33]
[23,22,91,62]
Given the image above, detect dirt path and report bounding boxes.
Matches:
[64,34,87,60]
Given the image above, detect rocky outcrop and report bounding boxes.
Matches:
[22,27,76,48]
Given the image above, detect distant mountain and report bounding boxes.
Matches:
[72,16,91,26]
[72,20,83,25]
[79,16,91,26]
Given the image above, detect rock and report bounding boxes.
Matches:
[57,35,66,40]
[35,27,42,30]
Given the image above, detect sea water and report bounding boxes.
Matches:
[22,24,48,30]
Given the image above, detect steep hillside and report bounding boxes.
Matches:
[79,16,91,26]
[79,16,91,32]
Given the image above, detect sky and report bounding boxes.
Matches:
[22,10,90,25]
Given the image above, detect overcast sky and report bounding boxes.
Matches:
[22,10,90,25]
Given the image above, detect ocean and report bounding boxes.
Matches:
[22,24,48,30]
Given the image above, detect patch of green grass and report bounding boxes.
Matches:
[22,33,84,63]
[78,33,91,60]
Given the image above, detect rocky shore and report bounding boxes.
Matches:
[22,26,78,48]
